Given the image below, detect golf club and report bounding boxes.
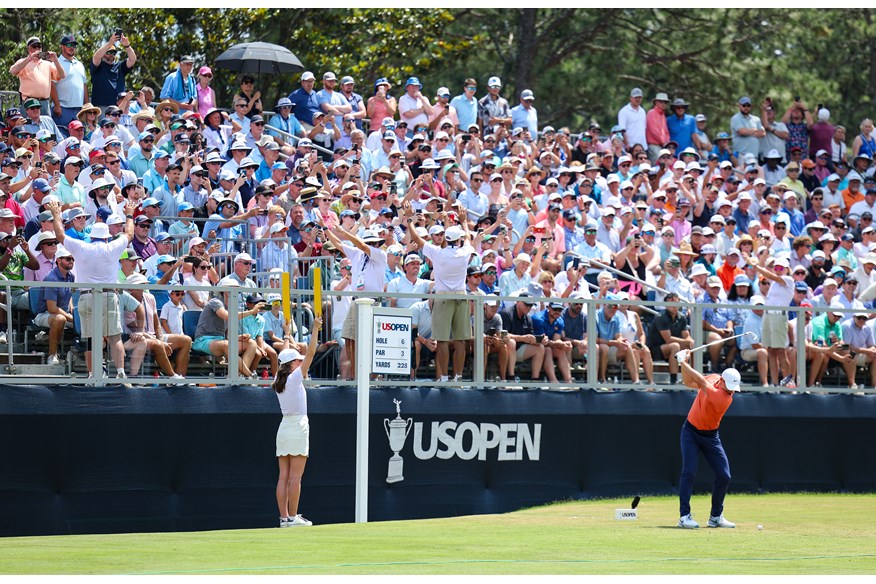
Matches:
[689,331,757,354]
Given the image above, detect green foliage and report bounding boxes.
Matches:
[2,8,876,136]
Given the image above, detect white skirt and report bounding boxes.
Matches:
[276,414,310,457]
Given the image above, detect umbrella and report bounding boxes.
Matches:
[214,41,304,75]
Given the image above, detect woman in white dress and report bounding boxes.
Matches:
[273,316,323,527]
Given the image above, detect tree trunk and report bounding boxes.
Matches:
[515,8,538,97]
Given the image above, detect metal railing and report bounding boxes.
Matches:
[2,277,874,394]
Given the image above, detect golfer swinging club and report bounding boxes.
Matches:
[675,348,740,529]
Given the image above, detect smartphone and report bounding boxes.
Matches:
[39,51,48,60]
[115,28,123,38]
[435,203,444,213]
[461,135,471,142]
[259,209,268,216]
[52,170,60,180]
[572,257,580,270]
[238,167,247,177]
[136,178,143,187]
[35,161,43,169]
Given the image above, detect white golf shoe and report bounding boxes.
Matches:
[677,514,700,528]
[287,514,312,526]
[707,514,736,528]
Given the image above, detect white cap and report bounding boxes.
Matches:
[278,348,305,364]
[444,226,463,242]
[690,263,708,278]
[487,76,502,87]
[722,368,741,392]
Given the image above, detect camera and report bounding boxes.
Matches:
[708,153,719,162]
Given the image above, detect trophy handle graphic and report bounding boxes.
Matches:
[384,417,392,439]
[404,417,413,438]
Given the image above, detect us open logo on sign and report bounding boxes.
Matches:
[372,315,411,375]
[383,401,542,483]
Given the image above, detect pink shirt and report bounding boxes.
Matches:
[197,85,216,119]
[646,107,670,146]
[368,97,394,132]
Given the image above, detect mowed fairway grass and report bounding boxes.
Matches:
[1,494,874,575]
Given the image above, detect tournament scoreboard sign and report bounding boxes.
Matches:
[372,308,412,375]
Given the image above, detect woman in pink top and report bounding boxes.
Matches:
[196,66,216,119]
[366,78,396,133]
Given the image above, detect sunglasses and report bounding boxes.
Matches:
[198,265,210,270]
[43,241,58,246]
[484,270,496,275]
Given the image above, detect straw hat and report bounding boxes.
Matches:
[675,241,698,256]
[76,103,101,122]
[156,99,179,114]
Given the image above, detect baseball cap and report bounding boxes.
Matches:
[722,368,741,392]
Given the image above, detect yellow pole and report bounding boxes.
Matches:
[281,272,291,324]
[313,266,322,317]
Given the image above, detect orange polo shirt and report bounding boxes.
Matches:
[687,373,733,431]
[717,263,743,292]
[16,59,60,100]
[842,187,864,212]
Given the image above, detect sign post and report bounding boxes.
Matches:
[354,303,412,524]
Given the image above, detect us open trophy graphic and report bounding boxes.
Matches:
[384,399,413,483]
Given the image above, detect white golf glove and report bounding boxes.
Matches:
[675,349,690,365]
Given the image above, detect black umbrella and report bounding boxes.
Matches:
[214,41,304,75]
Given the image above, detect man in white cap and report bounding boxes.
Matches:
[408,223,476,382]
[674,348,740,529]
[617,87,646,150]
[218,252,258,311]
[477,76,511,131]
[45,199,136,382]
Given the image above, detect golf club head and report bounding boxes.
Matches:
[746,331,759,342]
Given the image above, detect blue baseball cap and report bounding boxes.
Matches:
[32,178,51,193]
[96,205,113,221]
[271,162,287,171]
[138,131,153,141]
[141,197,161,208]
[156,254,175,265]
[405,76,422,88]
[340,209,356,218]
[153,150,170,160]
[155,232,173,242]
[177,202,194,212]
[795,281,809,291]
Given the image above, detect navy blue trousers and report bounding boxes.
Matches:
[678,421,731,518]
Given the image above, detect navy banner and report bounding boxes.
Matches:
[1,385,873,536]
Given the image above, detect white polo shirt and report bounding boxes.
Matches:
[424,242,475,293]
[62,234,129,284]
[342,242,387,293]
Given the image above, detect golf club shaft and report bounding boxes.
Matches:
[690,332,752,354]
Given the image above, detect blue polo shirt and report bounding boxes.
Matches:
[450,94,478,130]
[287,87,321,125]
[666,114,697,151]
[595,308,621,341]
[36,266,74,315]
[532,309,564,339]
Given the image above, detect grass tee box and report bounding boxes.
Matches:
[0,494,874,575]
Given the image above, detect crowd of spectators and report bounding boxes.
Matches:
[3,31,876,389]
